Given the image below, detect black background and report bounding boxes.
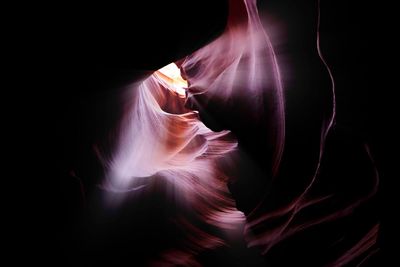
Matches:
[8,0,386,266]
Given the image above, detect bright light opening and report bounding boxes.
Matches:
[155,63,187,97]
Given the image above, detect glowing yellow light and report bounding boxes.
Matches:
[155,63,187,97]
